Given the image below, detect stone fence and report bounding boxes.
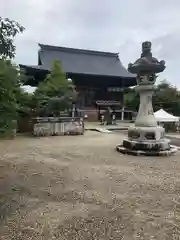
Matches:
[32,117,84,137]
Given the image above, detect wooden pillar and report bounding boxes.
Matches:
[121,79,124,121]
[98,105,100,120]
[121,107,124,121]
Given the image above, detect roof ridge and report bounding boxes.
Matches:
[38,44,118,57]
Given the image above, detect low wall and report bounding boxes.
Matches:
[32,117,84,137]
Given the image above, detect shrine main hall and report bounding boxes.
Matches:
[20,44,136,120]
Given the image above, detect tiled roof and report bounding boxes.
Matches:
[38,44,136,78]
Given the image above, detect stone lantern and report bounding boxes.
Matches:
[67,78,78,117]
[116,41,177,156]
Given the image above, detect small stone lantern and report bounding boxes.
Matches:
[68,78,78,118]
[116,41,177,156]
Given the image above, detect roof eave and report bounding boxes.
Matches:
[19,64,136,79]
[65,71,136,79]
[38,43,119,57]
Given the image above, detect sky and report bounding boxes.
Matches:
[1,0,180,89]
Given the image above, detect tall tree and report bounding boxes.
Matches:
[124,87,139,112]
[35,60,71,98]
[153,80,180,115]
[0,17,24,59]
[16,88,34,115]
[34,60,77,116]
[0,17,25,137]
[0,60,23,136]
[124,80,180,116]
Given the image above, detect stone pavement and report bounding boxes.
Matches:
[84,121,133,131]
[166,133,180,139]
[85,122,180,135]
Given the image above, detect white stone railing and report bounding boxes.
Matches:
[32,117,84,137]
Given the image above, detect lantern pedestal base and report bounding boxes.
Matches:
[116,126,177,156]
[116,139,177,156]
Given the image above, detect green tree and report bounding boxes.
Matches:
[35,60,70,97]
[16,88,34,115]
[124,80,180,116]
[124,87,139,112]
[0,17,25,137]
[34,60,77,116]
[0,60,23,137]
[0,17,24,59]
[153,80,180,115]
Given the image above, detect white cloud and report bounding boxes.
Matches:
[1,0,180,86]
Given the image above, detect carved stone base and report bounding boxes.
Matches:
[128,126,165,141]
[116,143,177,156]
[123,138,170,151]
[116,125,177,156]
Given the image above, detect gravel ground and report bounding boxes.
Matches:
[0,131,180,239]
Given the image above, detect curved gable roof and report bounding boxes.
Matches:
[38,44,135,78]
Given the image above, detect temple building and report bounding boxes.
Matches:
[20,44,136,120]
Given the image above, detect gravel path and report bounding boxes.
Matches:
[0,132,180,239]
